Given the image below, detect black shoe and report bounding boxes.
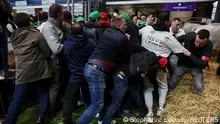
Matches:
[121,110,133,117]
[36,117,45,124]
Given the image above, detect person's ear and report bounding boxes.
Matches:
[165,21,169,25]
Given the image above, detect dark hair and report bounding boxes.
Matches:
[34,15,38,23]
[89,18,98,22]
[29,15,38,23]
[49,4,63,18]
[172,18,181,22]
[14,13,30,28]
[71,23,83,35]
[38,11,48,22]
[197,29,210,39]
[108,14,112,21]
[29,15,34,18]
[132,15,137,18]
[63,11,72,22]
[156,12,169,25]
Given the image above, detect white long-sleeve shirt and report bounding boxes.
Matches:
[139,26,184,57]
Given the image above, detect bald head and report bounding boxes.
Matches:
[111,16,127,33]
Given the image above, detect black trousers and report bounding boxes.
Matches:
[122,74,158,117]
[129,76,147,116]
[63,80,91,124]
[121,76,147,118]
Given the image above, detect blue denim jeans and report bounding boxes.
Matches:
[168,66,204,93]
[77,59,106,124]
[5,79,49,124]
[102,71,128,124]
[0,25,9,71]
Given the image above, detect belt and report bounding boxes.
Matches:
[88,63,105,72]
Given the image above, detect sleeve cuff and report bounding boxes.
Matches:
[189,54,196,60]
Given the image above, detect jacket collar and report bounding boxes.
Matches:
[48,17,61,27]
[110,26,126,35]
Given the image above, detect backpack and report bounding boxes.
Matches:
[129,51,159,77]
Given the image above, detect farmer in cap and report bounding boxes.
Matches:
[120,13,140,45]
[76,17,85,27]
[84,11,104,45]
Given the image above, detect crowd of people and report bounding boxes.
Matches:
[0,1,214,124]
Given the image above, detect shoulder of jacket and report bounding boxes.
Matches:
[187,32,196,37]
[141,26,149,30]
[145,25,154,29]
[164,32,173,39]
[119,35,128,43]
[207,40,213,48]
[44,21,54,28]
[183,32,196,41]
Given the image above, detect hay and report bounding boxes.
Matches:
[164,62,220,124]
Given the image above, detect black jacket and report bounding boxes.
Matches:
[176,32,213,69]
[127,22,140,45]
[64,34,95,83]
[90,27,132,68]
[117,44,146,77]
[62,21,72,41]
[129,50,158,77]
[0,0,12,26]
[118,44,159,78]
[83,22,104,45]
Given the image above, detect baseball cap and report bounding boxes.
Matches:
[76,17,85,23]
[100,12,108,21]
[89,11,102,20]
[120,14,132,22]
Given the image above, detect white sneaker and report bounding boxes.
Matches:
[77,100,85,106]
[157,108,164,117]
[98,121,102,124]
[98,120,116,124]
[111,120,116,124]
[0,76,5,80]
[0,71,5,80]
[145,112,154,123]
[96,113,100,118]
